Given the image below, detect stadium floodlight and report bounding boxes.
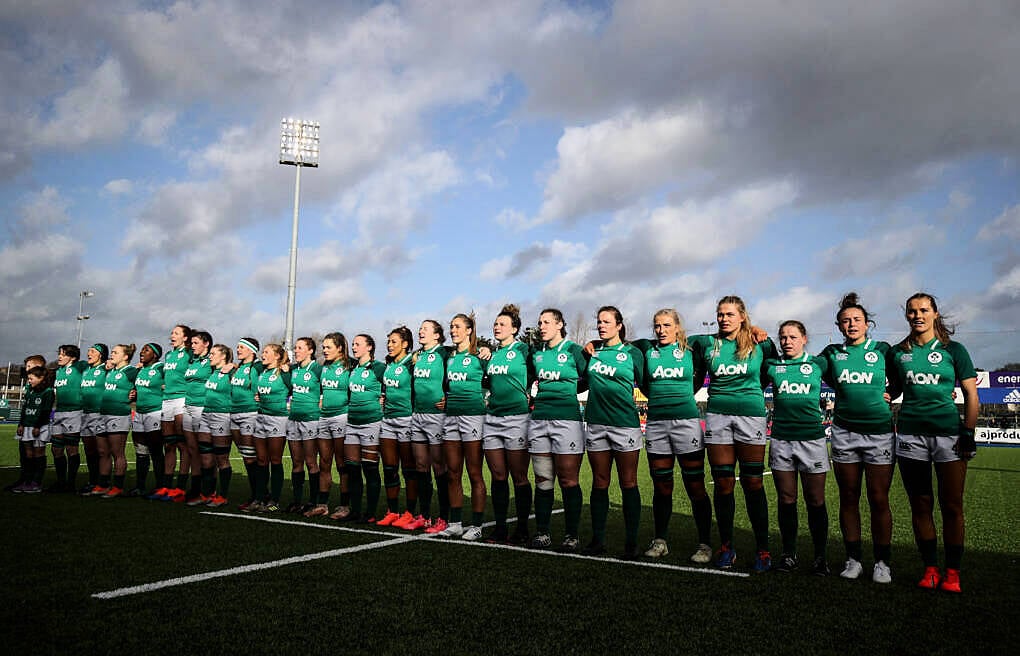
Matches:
[76,290,95,350]
[278,117,320,355]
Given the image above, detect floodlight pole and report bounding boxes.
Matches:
[284,164,302,355]
[76,290,94,350]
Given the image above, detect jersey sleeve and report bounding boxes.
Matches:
[812,354,829,377]
[281,369,293,389]
[631,338,653,354]
[947,341,977,381]
[819,345,836,387]
[691,344,707,393]
[35,389,55,427]
[885,344,903,400]
[629,344,645,389]
[570,343,590,393]
[371,360,387,382]
[125,367,139,383]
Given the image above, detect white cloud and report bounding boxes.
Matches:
[977,204,1020,242]
[36,58,130,148]
[103,178,133,195]
[818,225,944,279]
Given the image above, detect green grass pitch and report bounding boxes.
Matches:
[0,424,1017,654]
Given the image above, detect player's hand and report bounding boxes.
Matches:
[435,398,446,411]
[953,427,977,460]
[16,426,23,436]
[583,341,597,356]
[33,428,40,437]
[751,325,768,343]
[128,389,137,401]
[478,346,492,361]
[883,392,892,403]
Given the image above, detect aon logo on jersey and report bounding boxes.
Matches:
[293,384,311,394]
[652,365,683,379]
[322,379,341,389]
[414,369,432,379]
[837,370,873,384]
[538,370,561,381]
[55,379,69,388]
[906,371,941,385]
[384,378,401,388]
[590,361,617,376]
[350,383,367,392]
[715,363,747,376]
[488,365,509,375]
[448,372,468,382]
[778,380,812,394]
[104,382,118,392]
[257,385,272,395]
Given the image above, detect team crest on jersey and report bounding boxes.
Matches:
[673,348,683,359]
[149,370,156,376]
[557,353,567,363]
[800,364,812,375]
[864,352,879,364]
[303,372,311,381]
[506,350,517,360]
[462,357,471,367]
[35,398,41,405]
[115,373,122,380]
[395,366,404,375]
[928,351,943,364]
[616,353,627,362]
[536,354,544,363]
[361,370,370,379]
[836,353,849,361]
[94,370,101,377]
[649,351,660,359]
[427,354,436,363]
[269,375,278,382]
[65,366,72,374]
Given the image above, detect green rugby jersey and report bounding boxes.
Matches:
[531,340,587,421]
[445,349,486,416]
[230,361,263,413]
[289,360,322,421]
[890,338,976,436]
[485,340,533,417]
[184,355,212,406]
[162,346,190,399]
[320,360,351,418]
[100,365,138,416]
[21,385,54,429]
[764,353,828,441]
[349,360,386,425]
[257,368,292,417]
[54,361,89,411]
[585,342,644,428]
[634,338,703,421]
[820,339,894,435]
[689,335,774,417]
[203,370,234,414]
[134,362,165,414]
[412,345,450,414]
[383,354,414,419]
[79,364,107,413]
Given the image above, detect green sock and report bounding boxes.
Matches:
[135,454,150,490]
[492,479,510,528]
[34,456,47,484]
[845,539,862,561]
[513,482,532,528]
[652,490,672,540]
[53,455,67,485]
[621,486,641,547]
[270,464,284,502]
[590,487,610,544]
[436,472,450,520]
[363,460,380,518]
[307,471,319,504]
[403,468,417,514]
[918,538,938,568]
[292,470,305,504]
[692,495,712,545]
[472,510,484,527]
[218,467,232,497]
[418,471,433,518]
[807,503,828,560]
[535,487,555,534]
[176,473,190,490]
[201,467,216,496]
[714,490,735,545]
[778,501,798,554]
[256,464,269,498]
[113,473,125,489]
[244,462,256,500]
[563,485,582,537]
[745,487,770,551]
[346,462,363,513]
[450,506,463,524]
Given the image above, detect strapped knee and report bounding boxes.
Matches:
[213,445,231,456]
[651,467,674,484]
[383,465,401,488]
[711,464,736,479]
[198,442,215,455]
[133,443,150,456]
[739,460,764,479]
[680,465,705,483]
[532,456,554,491]
[237,445,256,459]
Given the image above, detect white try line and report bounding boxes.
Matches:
[92,506,743,599]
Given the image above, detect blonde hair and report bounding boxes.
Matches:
[451,313,478,354]
[264,343,289,368]
[116,343,137,362]
[653,308,688,350]
[717,295,754,359]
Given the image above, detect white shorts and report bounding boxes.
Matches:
[230,412,257,436]
[483,413,529,451]
[830,425,895,465]
[770,438,830,473]
[182,405,204,433]
[704,413,767,446]
[443,415,484,443]
[586,423,642,453]
[51,410,83,436]
[411,413,444,445]
[199,411,232,437]
[896,433,960,464]
[132,410,162,434]
[20,424,51,446]
[644,418,703,456]
[528,419,585,455]
[80,412,105,438]
[103,415,131,434]
[381,416,413,443]
[320,414,348,441]
[286,419,320,441]
[346,421,381,447]
[161,397,185,422]
[255,414,288,439]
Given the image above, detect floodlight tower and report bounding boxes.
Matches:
[278,118,319,354]
[76,290,95,350]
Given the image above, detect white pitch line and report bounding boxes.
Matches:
[91,534,416,600]
[200,511,391,536]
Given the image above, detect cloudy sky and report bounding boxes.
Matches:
[2,0,1018,369]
